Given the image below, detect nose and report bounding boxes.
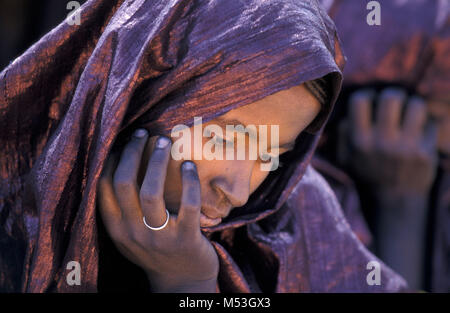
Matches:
[211,162,253,208]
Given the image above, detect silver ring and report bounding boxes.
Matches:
[143,209,170,231]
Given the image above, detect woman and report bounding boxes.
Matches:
[0,0,407,292]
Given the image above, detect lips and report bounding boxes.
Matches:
[200,212,222,227]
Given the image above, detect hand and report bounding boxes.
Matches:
[97,130,219,292]
[339,88,438,196]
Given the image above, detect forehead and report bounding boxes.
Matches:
[215,84,321,142]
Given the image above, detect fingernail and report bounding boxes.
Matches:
[353,90,372,100]
[409,96,425,106]
[382,88,406,100]
[156,136,170,148]
[183,161,195,171]
[351,89,374,102]
[133,128,148,138]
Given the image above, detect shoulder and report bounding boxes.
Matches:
[281,165,409,292]
[287,164,342,214]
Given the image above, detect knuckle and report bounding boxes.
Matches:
[183,177,200,191]
[148,157,167,171]
[139,190,162,206]
[176,235,192,250]
[151,241,166,254]
[109,229,127,245]
[149,234,170,253]
[129,227,144,244]
[183,188,201,206]
[181,203,199,214]
[113,176,135,194]
[122,151,140,167]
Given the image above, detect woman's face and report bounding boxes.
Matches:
[142,84,321,227]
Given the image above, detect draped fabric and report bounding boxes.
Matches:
[0,0,406,292]
[311,156,373,248]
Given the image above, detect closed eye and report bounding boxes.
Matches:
[260,148,290,163]
[212,134,234,147]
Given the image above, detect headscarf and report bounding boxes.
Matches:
[1,0,407,292]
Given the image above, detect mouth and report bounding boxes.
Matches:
[167,205,225,228]
[200,212,222,228]
[199,203,229,228]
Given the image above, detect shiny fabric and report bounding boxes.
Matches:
[311,156,373,248]
[0,0,406,292]
[326,0,450,103]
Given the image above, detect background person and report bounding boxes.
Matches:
[318,0,450,291]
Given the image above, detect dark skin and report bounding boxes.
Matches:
[339,87,439,289]
[97,84,320,292]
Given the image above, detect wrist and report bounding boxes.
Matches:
[374,187,429,203]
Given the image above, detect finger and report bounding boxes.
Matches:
[113,128,149,223]
[376,88,406,141]
[140,136,172,227]
[349,89,373,135]
[349,89,374,149]
[98,151,124,238]
[421,120,438,156]
[403,96,427,144]
[138,136,158,187]
[177,161,201,235]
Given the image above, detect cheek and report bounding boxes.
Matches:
[249,165,271,194]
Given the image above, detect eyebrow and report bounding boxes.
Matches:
[215,117,296,151]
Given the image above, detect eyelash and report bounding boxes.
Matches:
[212,134,279,163]
[212,134,234,147]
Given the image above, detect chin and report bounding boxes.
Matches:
[200,212,222,228]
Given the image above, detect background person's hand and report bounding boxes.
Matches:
[339,88,438,196]
[97,130,219,292]
[338,87,439,288]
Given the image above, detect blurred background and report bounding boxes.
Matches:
[314,0,450,292]
[0,0,87,70]
[0,0,448,292]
